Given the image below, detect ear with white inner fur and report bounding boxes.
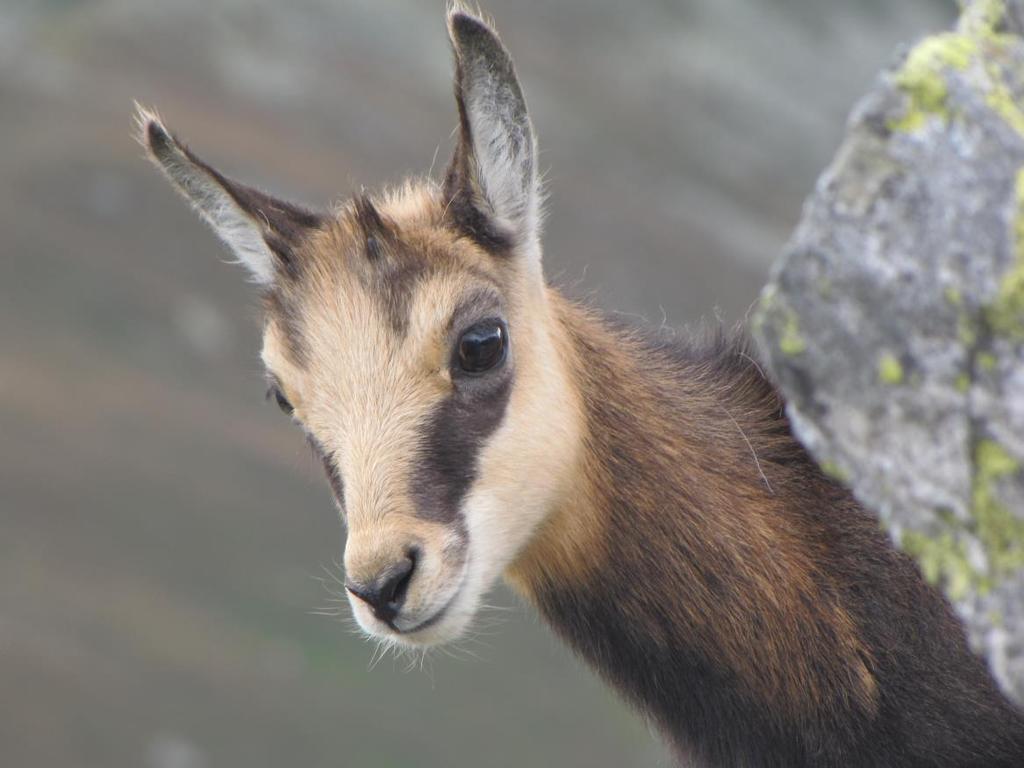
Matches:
[135,105,322,285]
[443,9,542,261]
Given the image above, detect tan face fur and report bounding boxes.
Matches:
[139,7,584,647]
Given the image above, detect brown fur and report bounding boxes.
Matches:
[509,296,880,721]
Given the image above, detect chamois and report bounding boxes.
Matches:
[137,5,1024,766]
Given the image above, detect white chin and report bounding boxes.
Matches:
[392,606,475,647]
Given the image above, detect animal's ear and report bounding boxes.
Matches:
[135,105,322,286]
[443,8,542,262]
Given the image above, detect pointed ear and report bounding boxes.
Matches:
[443,9,542,261]
[134,105,322,285]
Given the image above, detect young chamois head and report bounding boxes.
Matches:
[138,7,581,646]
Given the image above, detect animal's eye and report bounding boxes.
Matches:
[267,386,294,416]
[457,320,507,374]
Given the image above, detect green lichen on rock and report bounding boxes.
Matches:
[985,168,1024,338]
[908,439,1024,598]
[966,1,1024,135]
[978,351,998,370]
[889,33,977,132]
[778,311,807,356]
[972,440,1024,575]
[985,63,1024,137]
[958,0,1008,36]
[890,0,1024,135]
[958,312,979,346]
[878,353,904,384]
[821,460,850,482]
[956,372,972,392]
[901,529,979,601]
[753,287,807,356]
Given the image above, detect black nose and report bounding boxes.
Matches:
[346,553,417,625]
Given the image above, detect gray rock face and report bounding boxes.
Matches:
[753,0,1024,704]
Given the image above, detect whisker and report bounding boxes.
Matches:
[368,639,389,671]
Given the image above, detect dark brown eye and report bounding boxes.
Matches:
[267,387,293,416]
[457,320,507,374]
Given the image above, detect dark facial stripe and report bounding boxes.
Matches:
[375,261,429,335]
[352,195,389,263]
[352,195,387,240]
[410,360,513,523]
[262,288,308,367]
[344,197,431,335]
[307,435,345,510]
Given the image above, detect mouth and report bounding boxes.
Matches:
[390,588,459,635]
[391,577,464,638]
[362,565,469,643]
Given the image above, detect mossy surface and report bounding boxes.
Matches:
[972,440,1024,575]
[756,287,808,357]
[985,168,1024,339]
[890,0,1022,135]
[889,33,976,132]
[985,66,1024,137]
[958,313,979,347]
[896,437,1023,601]
[821,460,850,483]
[778,311,807,356]
[959,0,1007,37]
[878,353,904,384]
[902,529,978,601]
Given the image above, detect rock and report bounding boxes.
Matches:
[753,0,1024,704]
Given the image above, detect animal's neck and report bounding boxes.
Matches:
[506,292,865,763]
[505,290,1024,767]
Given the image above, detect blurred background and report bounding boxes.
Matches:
[0,1,955,766]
